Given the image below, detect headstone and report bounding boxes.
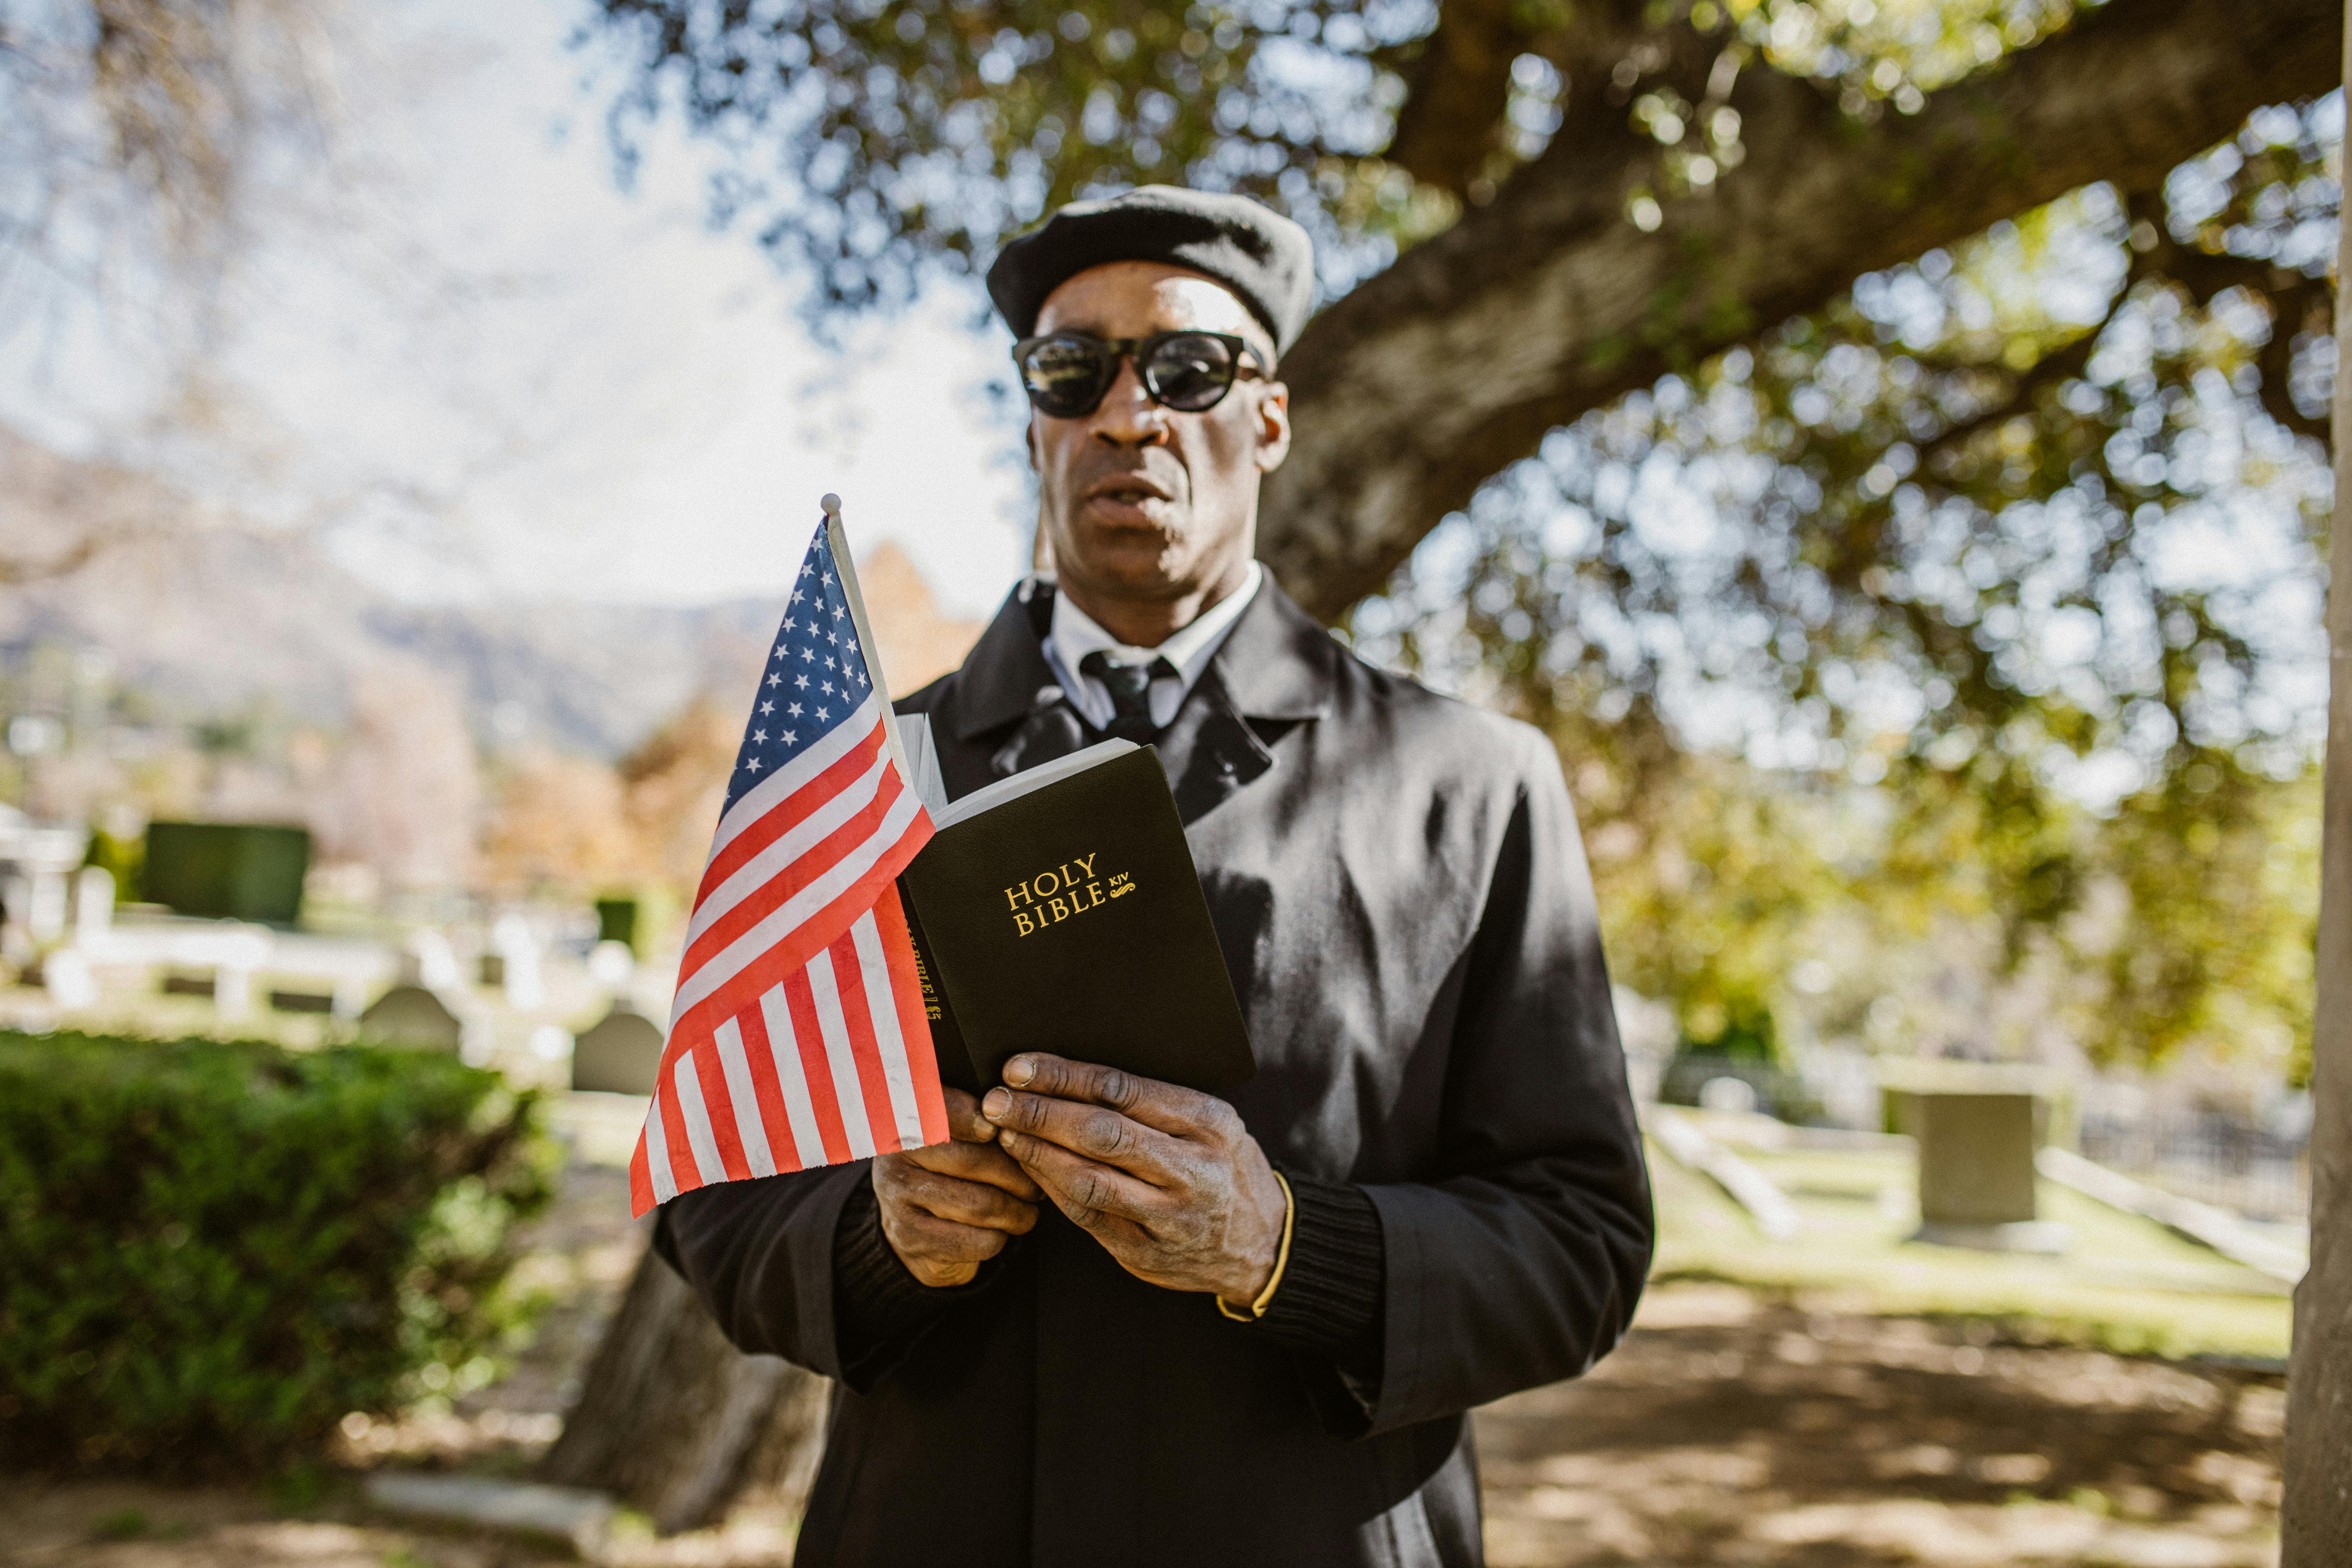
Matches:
[360,984,465,1051]
[587,939,636,987]
[73,866,114,937]
[595,897,640,955]
[40,947,95,1009]
[573,1003,663,1095]
[489,913,545,1009]
[401,930,462,990]
[1698,1076,1759,1115]
[1908,1090,2068,1253]
[141,821,309,924]
[215,965,253,1020]
[362,1473,610,1557]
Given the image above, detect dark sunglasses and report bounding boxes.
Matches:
[1012,330,1264,419]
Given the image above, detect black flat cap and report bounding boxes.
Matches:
[986,186,1315,358]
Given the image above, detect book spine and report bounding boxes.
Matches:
[898,880,979,1095]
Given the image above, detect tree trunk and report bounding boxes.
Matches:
[2279,11,2352,1559]
[536,1250,830,1536]
[1258,0,2344,622]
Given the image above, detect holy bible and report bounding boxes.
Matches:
[892,719,1255,1094]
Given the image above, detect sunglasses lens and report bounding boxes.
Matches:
[1142,332,1240,411]
[1021,336,1111,416]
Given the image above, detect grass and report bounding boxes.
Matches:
[1646,1136,2293,1360]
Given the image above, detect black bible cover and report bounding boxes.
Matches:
[895,743,1255,1094]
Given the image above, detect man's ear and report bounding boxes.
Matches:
[1253,382,1292,474]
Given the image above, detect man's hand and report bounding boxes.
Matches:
[982,1054,1287,1307]
[872,1087,1042,1288]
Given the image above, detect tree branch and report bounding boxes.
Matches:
[1260,0,2343,621]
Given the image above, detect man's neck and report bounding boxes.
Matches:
[1056,560,1253,649]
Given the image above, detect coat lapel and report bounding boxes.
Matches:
[1147,578,1339,824]
[932,572,1340,818]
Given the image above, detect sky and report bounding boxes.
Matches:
[0,0,1035,618]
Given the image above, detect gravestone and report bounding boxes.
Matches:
[1903,1088,2069,1253]
[486,913,545,1008]
[360,984,465,1051]
[403,930,462,989]
[596,898,640,955]
[142,822,309,924]
[573,1003,663,1095]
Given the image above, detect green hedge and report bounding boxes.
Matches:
[0,1030,553,1472]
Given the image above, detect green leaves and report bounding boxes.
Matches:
[590,0,1427,309]
[1351,106,2332,1075]
[0,1031,552,1473]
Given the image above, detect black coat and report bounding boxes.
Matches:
[656,577,1653,1566]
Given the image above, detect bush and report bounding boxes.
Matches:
[0,1030,553,1472]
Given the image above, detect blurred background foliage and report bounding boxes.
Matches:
[579,0,2337,1082]
[1350,109,2334,1078]
[9,0,2338,1084]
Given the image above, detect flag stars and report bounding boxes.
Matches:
[787,702,804,718]
[746,756,763,772]
[795,674,811,689]
[821,681,835,696]
[759,701,773,715]
[766,673,782,688]
[816,707,830,721]
[752,729,767,744]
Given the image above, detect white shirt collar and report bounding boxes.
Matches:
[1045,561,1264,731]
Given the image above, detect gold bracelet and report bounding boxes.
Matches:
[1216,1170,1295,1322]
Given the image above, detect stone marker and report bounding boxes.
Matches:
[401,930,462,989]
[362,1472,611,1557]
[488,912,545,1009]
[1907,1090,2068,1253]
[573,1003,663,1095]
[359,984,465,1051]
[73,866,114,938]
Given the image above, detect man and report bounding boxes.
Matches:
[656,186,1653,1567]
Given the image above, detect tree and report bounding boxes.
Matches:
[586,0,2335,604]
[557,0,2339,1531]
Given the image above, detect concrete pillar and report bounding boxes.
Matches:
[2281,18,2352,1558]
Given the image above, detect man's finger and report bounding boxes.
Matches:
[1001,1053,1237,1140]
[997,1127,1167,1226]
[898,1139,1043,1202]
[940,1085,998,1143]
[888,1165,1040,1235]
[883,1208,1012,1268]
[981,1087,1183,1184]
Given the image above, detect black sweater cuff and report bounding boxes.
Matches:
[832,1174,1003,1383]
[1245,1171,1385,1385]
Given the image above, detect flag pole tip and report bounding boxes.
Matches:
[820,493,842,519]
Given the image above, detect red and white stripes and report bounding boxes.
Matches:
[629,694,943,1217]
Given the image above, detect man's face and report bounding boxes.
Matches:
[1027,261,1290,612]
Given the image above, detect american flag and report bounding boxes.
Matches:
[629,515,947,1217]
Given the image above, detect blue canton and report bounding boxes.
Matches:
[725,524,875,812]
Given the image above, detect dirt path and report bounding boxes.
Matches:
[1477,1283,2283,1567]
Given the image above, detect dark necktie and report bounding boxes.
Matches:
[1080,650,1175,744]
